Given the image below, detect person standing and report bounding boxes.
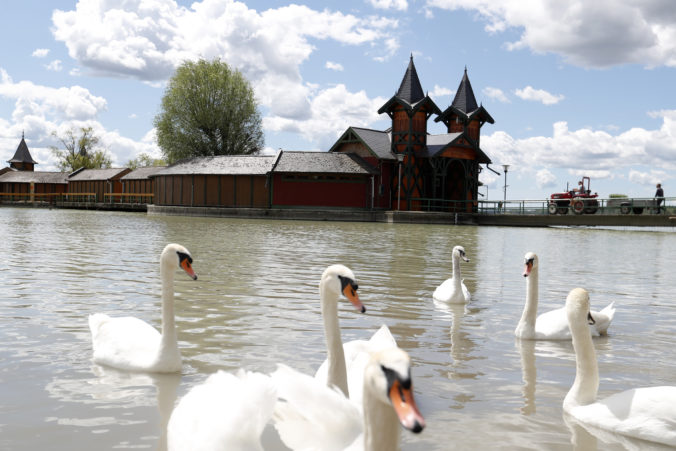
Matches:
[655,183,664,214]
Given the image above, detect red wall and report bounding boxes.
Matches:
[272,174,370,208]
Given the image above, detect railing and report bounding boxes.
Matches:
[103,193,154,204]
[0,192,152,204]
[408,196,675,216]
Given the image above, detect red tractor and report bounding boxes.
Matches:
[548,176,599,215]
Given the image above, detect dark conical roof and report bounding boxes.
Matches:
[395,55,425,105]
[7,135,38,164]
[451,67,479,114]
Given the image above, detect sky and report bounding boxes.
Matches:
[1,0,675,201]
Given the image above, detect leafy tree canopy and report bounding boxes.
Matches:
[154,58,264,164]
[126,153,166,170]
[50,126,112,172]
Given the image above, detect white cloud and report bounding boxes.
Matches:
[482,111,676,177]
[325,61,344,71]
[628,169,669,186]
[0,68,157,170]
[0,68,106,121]
[482,86,509,103]
[368,0,408,11]
[45,60,63,72]
[263,84,387,148]
[535,169,557,189]
[50,0,399,142]
[514,86,564,105]
[430,84,453,99]
[425,0,676,68]
[32,48,50,58]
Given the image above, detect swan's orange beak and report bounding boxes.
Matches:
[343,283,365,313]
[181,258,198,280]
[523,260,533,277]
[389,379,425,433]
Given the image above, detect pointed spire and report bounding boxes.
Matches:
[395,54,425,105]
[451,67,479,113]
[7,134,38,165]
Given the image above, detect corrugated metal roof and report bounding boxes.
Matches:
[424,133,463,157]
[121,166,167,180]
[273,151,376,174]
[68,168,130,181]
[153,155,276,176]
[0,171,67,184]
[350,128,395,160]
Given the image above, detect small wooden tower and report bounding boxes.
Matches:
[7,133,38,171]
[378,56,440,210]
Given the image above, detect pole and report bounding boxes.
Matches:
[397,162,402,211]
[502,164,510,213]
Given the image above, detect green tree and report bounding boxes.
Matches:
[126,153,166,170]
[50,126,112,172]
[154,58,264,163]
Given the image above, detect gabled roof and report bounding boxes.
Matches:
[121,166,167,180]
[7,136,38,164]
[67,168,131,181]
[423,132,492,164]
[272,151,377,175]
[0,171,67,184]
[328,127,395,161]
[153,155,276,176]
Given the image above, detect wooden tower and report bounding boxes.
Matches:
[433,68,494,211]
[378,56,440,210]
[7,133,38,171]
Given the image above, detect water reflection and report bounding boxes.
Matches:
[515,339,536,415]
[45,365,180,450]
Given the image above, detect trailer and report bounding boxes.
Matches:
[606,197,658,215]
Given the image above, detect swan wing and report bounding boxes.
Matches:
[590,302,616,335]
[89,314,163,370]
[461,279,471,302]
[570,386,676,447]
[433,278,465,303]
[168,370,277,451]
[534,307,571,340]
[273,364,362,451]
[316,325,397,410]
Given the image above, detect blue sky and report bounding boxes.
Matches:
[1,0,675,200]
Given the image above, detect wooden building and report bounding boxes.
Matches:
[151,156,276,207]
[0,171,68,202]
[7,134,38,172]
[330,57,494,212]
[271,151,377,209]
[120,166,166,203]
[67,168,131,202]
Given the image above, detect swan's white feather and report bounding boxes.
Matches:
[168,370,277,451]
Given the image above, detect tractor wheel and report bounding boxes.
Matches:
[548,203,558,215]
[632,207,644,214]
[620,204,631,215]
[557,207,568,215]
[584,207,598,214]
[573,200,585,215]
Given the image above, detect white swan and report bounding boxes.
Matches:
[313,265,397,409]
[273,346,425,451]
[167,369,277,451]
[515,252,615,340]
[433,245,471,304]
[89,243,197,373]
[563,287,676,447]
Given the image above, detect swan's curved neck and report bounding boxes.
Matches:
[362,384,399,451]
[320,284,348,397]
[519,267,539,328]
[452,254,462,286]
[160,263,177,349]
[564,315,599,410]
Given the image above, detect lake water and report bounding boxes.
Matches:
[1,207,675,450]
